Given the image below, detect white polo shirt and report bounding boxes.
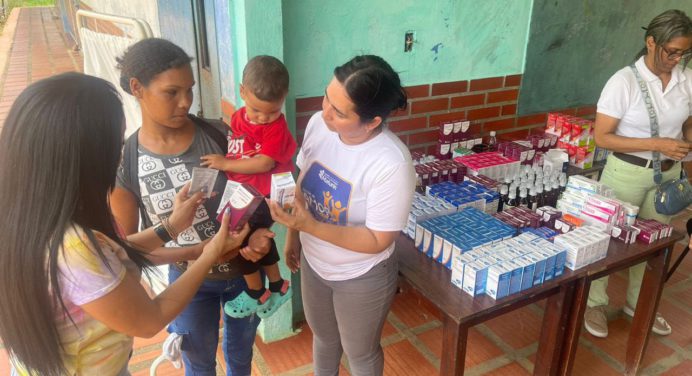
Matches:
[596,56,691,160]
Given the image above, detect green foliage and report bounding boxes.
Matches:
[9,0,55,8]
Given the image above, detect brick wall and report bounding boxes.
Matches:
[294,74,597,154]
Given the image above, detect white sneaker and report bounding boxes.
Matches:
[622,304,672,336]
[584,305,609,338]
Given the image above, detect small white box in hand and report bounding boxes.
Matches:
[270,172,296,209]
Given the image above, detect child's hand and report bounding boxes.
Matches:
[200,154,229,170]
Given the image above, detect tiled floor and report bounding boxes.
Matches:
[1,6,691,376]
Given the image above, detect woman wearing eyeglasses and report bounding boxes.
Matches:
[584,9,692,339]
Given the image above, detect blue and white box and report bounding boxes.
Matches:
[462,258,493,296]
[486,263,511,299]
[505,259,524,295]
[518,256,537,291]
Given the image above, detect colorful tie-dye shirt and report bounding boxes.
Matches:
[14,226,132,375]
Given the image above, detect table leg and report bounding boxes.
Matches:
[440,314,467,376]
[535,283,575,375]
[558,277,590,376]
[624,248,671,375]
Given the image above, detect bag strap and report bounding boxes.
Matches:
[189,114,229,152]
[629,64,663,185]
[122,129,154,229]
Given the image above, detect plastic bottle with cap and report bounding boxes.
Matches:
[498,184,509,212]
[519,187,529,208]
[487,131,497,151]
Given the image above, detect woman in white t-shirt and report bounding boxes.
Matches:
[584,9,692,340]
[268,55,415,375]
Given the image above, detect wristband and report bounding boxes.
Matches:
[162,217,178,240]
[154,222,173,243]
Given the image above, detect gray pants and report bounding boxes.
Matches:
[301,251,399,376]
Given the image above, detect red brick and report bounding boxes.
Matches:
[429,111,466,127]
[504,74,522,87]
[517,113,547,127]
[388,116,428,133]
[469,77,503,92]
[404,84,430,99]
[295,96,323,113]
[396,133,409,145]
[296,115,312,132]
[487,89,519,104]
[431,80,468,96]
[576,105,597,117]
[408,129,439,145]
[450,94,485,109]
[483,118,515,132]
[410,98,449,114]
[467,106,501,121]
[502,104,517,116]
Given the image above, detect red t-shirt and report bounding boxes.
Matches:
[225,107,297,195]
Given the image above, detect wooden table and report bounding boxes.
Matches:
[396,231,683,376]
[557,232,683,375]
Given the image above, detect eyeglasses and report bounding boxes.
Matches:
[660,45,692,61]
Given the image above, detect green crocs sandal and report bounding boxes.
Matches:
[257,280,292,319]
[224,290,272,318]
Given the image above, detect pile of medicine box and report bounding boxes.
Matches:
[414,207,515,270]
[455,152,521,181]
[553,226,610,270]
[497,141,536,165]
[405,192,457,238]
[437,120,477,159]
[450,232,567,299]
[557,175,641,237]
[426,181,500,214]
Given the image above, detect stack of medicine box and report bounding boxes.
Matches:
[553,226,610,270]
[451,232,567,299]
[404,192,457,238]
[455,152,521,181]
[426,181,500,214]
[414,207,515,270]
[557,175,637,235]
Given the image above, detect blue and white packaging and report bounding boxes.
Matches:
[525,252,546,286]
[504,259,524,295]
[486,264,511,299]
[462,258,493,296]
[440,238,454,269]
[550,246,566,277]
[518,256,536,291]
[542,250,557,281]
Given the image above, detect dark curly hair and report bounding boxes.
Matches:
[334,55,408,124]
[116,38,193,94]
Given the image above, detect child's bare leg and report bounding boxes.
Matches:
[244,271,263,290]
[263,263,282,283]
[264,263,289,294]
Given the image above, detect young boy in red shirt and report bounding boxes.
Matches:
[202,55,296,318]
